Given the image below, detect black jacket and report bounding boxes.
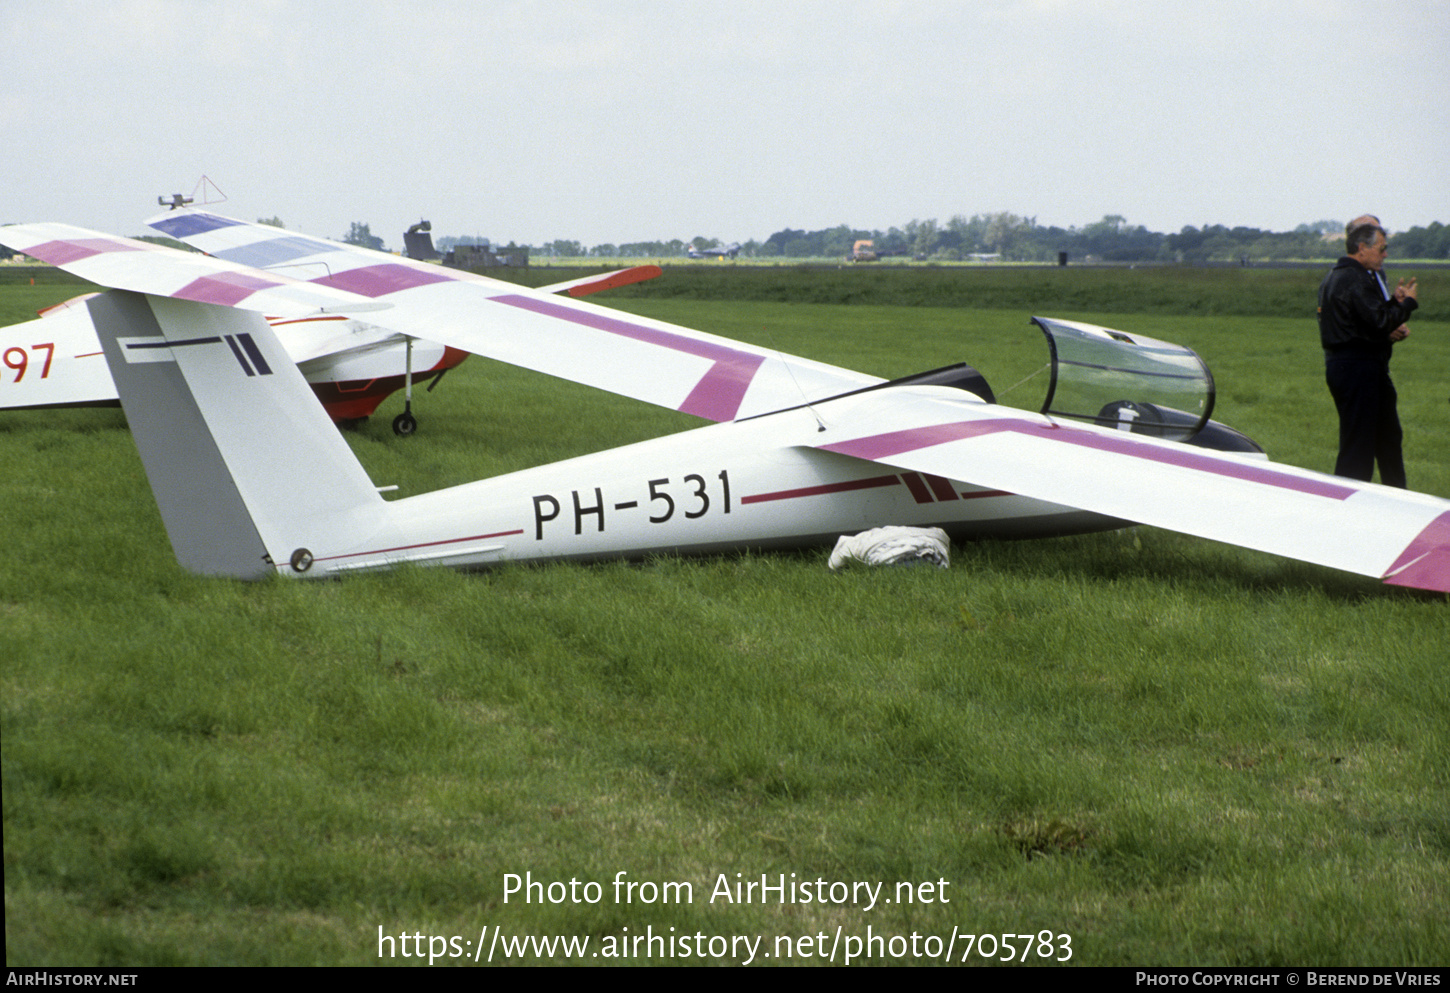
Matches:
[1318,256,1418,356]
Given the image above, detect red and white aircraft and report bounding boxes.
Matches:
[2,213,659,433]
[1,213,1446,592]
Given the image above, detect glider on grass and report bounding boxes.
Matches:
[1,213,660,433]
[0,215,1446,592]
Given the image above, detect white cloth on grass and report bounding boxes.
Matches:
[827,526,950,571]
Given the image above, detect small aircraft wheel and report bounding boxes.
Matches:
[392,412,418,437]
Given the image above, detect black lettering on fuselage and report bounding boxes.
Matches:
[533,494,560,540]
[574,488,605,534]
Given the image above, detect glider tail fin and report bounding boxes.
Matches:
[88,290,388,579]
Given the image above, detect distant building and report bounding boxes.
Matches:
[443,242,529,270]
[403,222,441,261]
[403,220,529,269]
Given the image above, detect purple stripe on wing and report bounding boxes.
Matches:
[23,238,145,265]
[312,263,455,299]
[174,271,284,307]
[821,418,1358,501]
[491,295,766,421]
[212,236,336,268]
[149,213,245,238]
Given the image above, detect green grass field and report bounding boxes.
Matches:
[481,260,1450,322]
[2,267,1447,966]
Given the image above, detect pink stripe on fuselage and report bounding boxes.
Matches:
[741,474,901,505]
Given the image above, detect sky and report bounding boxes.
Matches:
[3,0,1448,250]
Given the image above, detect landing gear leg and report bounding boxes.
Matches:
[392,337,418,436]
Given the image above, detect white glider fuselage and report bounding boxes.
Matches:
[85,286,1112,581]
[325,390,1111,575]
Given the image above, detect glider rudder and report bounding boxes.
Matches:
[87,290,388,579]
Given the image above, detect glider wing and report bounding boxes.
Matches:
[146,210,882,421]
[0,223,384,317]
[806,385,1450,592]
[535,265,663,297]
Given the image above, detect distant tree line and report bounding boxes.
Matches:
[5,213,1443,265]
[550,215,1450,263]
[1387,221,1450,259]
[330,214,1450,262]
[731,214,1450,263]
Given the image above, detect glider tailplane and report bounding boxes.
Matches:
[87,291,388,580]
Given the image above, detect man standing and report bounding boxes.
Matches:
[1318,221,1419,487]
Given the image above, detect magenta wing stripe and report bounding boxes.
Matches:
[312,263,456,299]
[175,272,285,307]
[491,294,767,421]
[1381,511,1450,592]
[820,418,1358,500]
[23,238,145,265]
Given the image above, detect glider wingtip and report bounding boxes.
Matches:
[1381,561,1450,594]
[1381,510,1450,594]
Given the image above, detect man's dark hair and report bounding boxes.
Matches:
[1346,223,1384,255]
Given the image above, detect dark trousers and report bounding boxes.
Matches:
[1325,352,1405,488]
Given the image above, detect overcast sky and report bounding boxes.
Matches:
[4,0,1447,249]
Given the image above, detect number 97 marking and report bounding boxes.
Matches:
[3,344,56,383]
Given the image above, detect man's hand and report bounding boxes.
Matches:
[1390,325,1410,342]
[1394,276,1418,302]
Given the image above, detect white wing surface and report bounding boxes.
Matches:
[145,209,882,421]
[0,223,383,317]
[805,385,1450,592]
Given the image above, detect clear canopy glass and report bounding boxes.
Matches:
[1030,316,1214,441]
